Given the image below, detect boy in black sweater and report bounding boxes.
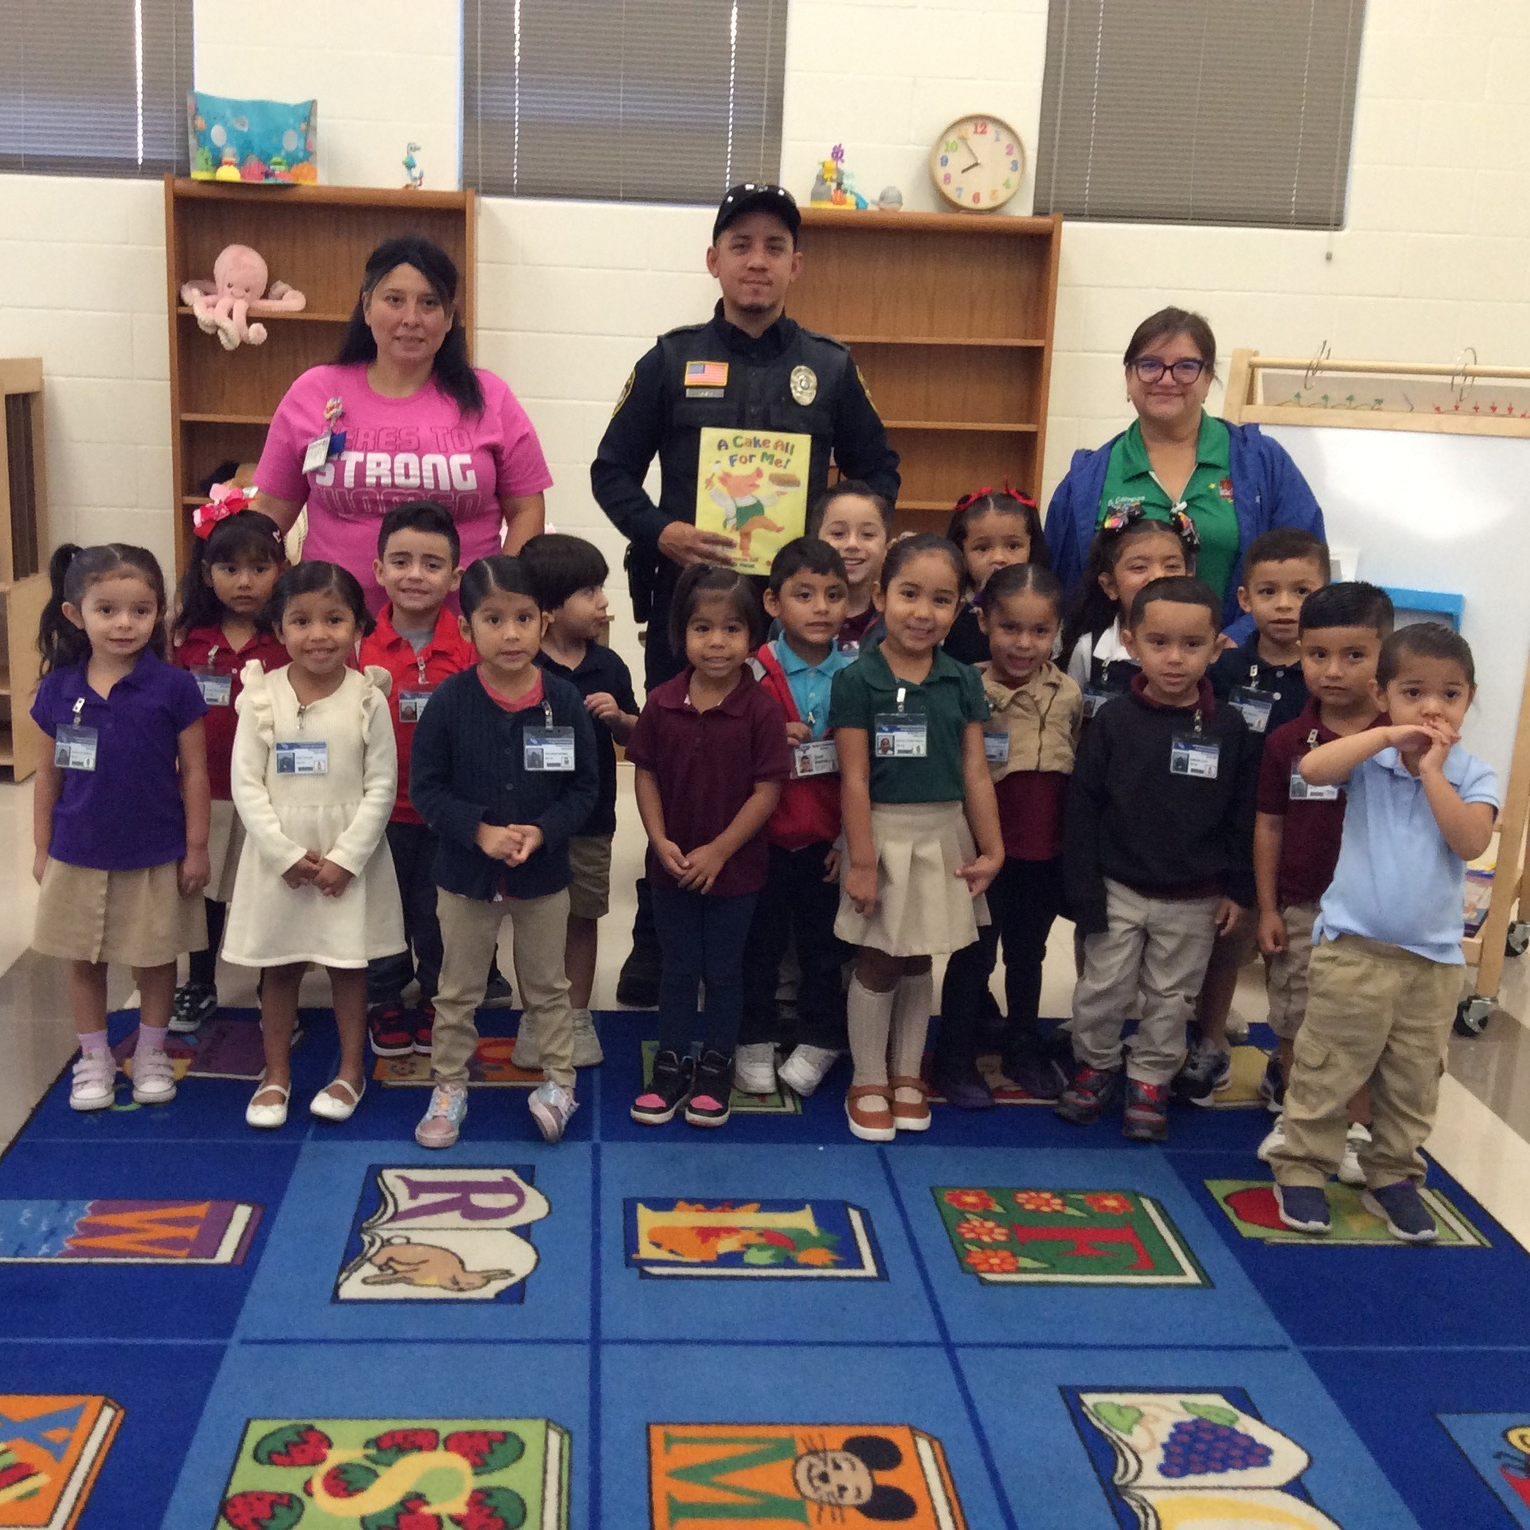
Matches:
[1058,576,1259,1141]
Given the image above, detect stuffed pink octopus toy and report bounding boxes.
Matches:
[181,243,306,351]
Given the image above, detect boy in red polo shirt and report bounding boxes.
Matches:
[360,502,476,1057]
[1254,581,1393,1173]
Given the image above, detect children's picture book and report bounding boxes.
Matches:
[334,1166,548,1304]
[624,1198,884,1279]
[648,1422,967,1528]
[695,430,811,575]
[1067,1388,1341,1529]
[215,1416,569,1529]
[0,1394,122,1530]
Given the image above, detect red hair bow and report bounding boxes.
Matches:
[192,483,256,540]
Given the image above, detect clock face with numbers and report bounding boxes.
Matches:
[929,114,1025,212]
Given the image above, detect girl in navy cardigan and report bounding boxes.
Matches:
[408,556,598,1148]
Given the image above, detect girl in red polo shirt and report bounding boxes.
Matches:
[627,565,792,1130]
[170,499,287,1032]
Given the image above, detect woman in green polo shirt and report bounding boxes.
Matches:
[1043,308,1325,633]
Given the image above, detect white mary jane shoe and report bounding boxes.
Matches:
[310,1077,365,1123]
[246,1079,291,1129]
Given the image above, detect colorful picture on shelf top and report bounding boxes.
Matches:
[187,92,317,184]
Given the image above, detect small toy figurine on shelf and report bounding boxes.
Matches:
[181,244,307,352]
[808,144,867,208]
[877,185,904,211]
[403,141,424,189]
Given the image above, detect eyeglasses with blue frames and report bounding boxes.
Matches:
[1130,357,1208,385]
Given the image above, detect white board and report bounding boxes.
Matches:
[1264,424,1530,787]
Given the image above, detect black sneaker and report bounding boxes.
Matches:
[616,956,661,1009]
[1122,1078,1171,1142]
[482,968,515,1008]
[367,1003,415,1058]
[1171,1031,1231,1105]
[631,1050,694,1126]
[1054,1065,1122,1125]
[1258,1053,1286,1112]
[169,980,218,1033]
[685,1049,734,1128]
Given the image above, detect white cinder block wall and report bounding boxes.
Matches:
[2,0,1528,680]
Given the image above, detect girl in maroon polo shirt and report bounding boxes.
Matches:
[31,544,212,1112]
[170,501,288,1034]
[627,565,791,1129]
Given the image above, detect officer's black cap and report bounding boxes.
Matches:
[712,183,801,243]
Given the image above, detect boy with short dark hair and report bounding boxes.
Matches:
[737,537,856,1098]
[360,500,476,1058]
[1254,581,1393,1174]
[809,481,892,657]
[1059,576,1259,1142]
[1179,525,1330,1100]
[517,532,639,1068]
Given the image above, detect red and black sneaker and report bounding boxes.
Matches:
[367,1002,414,1058]
[1053,1064,1122,1126]
[1122,1077,1171,1142]
[413,1001,435,1056]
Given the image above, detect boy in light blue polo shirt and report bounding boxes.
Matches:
[1269,624,1498,1242]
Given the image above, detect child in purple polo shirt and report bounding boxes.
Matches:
[31,544,212,1112]
[627,565,792,1129]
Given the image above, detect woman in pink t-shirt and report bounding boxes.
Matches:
[254,236,551,609]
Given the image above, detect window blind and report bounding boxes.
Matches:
[1036,0,1365,229]
[463,0,787,203]
[0,0,192,176]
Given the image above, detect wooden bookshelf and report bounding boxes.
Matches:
[164,177,476,572]
[0,358,49,780]
[789,207,1062,533]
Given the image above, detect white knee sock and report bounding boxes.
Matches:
[847,976,896,1087]
[889,969,935,1081]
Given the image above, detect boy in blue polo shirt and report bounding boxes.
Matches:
[1270,623,1497,1242]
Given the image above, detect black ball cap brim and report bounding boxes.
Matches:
[713,183,801,242]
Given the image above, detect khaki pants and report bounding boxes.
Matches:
[1263,900,1319,1041]
[1071,879,1219,1084]
[433,888,576,1088]
[1270,934,1462,1189]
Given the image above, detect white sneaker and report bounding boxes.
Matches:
[570,1008,604,1067]
[778,1044,841,1097]
[69,1049,117,1112]
[130,1046,177,1105]
[733,1043,777,1095]
[1339,1121,1372,1186]
[511,1020,539,1071]
[1256,1113,1286,1162]
[529,1081,578,1143]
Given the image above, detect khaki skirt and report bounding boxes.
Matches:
[834,800,990,958]
[33,858,207,967]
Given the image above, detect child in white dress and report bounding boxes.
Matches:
[224,562,405,1128]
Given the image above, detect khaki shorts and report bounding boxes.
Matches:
[1264,900,1320,1040]
[33,857,207,967]
[567,834,613,921]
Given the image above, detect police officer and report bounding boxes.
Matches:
[593,181,900,1001]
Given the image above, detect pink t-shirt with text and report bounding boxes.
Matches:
[256,362,552,608]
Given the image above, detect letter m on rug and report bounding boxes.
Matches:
[653,1429,807,1524]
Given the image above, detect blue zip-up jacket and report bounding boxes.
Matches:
[1042,420,1325,640]
[409,667,599,902]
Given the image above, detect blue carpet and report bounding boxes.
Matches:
[0,1008,1526,1529]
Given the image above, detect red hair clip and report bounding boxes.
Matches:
[953,480,1037,516]
[192,483,256,540]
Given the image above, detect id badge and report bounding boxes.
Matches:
[873,712,927,758]
[792,739,839,778]
[398,689,432,723]
[1230,686,1273,734]
[1082,685,1120,720]
[192,665,232,707]
[983,729,1010,765]
[1289,761,1340,802]
[54,725,99,772]
[1170,732,1220,779]
[525,728,576,771]
[302,431,332,473]
[276,740,329,776]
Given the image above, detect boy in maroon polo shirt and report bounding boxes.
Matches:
[359,502,477,1057]
[1254,581,1393,1169]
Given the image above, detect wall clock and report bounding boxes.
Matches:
[929,114,1025,212]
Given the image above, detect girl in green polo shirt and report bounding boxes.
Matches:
[828,535,1005,1143]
